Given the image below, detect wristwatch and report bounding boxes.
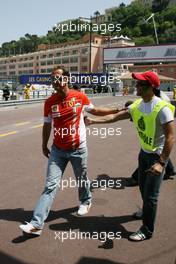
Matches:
[157,159,166,167]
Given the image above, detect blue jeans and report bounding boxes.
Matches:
[31,144,92,229]
[138,149,166,237]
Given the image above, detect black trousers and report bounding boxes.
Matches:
[132,158,175,182]
[138,150,166,236]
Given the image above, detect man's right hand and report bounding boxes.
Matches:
[84,116,93,126]
[42,146,50,158]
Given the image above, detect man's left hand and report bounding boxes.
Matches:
[150,162,164,175]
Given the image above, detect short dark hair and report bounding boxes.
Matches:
[52,66,70,77]
[153,88,161,97]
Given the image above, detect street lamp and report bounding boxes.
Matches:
[143,13,159,45]
[79,16,92,73]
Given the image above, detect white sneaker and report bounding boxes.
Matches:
[77,203,91,216]
[19,222,42,236]
[129,229,148,241]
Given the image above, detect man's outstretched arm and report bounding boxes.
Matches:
[88,106,123,116]
[85,109,130,125]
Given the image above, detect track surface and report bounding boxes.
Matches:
[0,95,176,264]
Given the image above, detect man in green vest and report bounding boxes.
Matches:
[85,71,175,241]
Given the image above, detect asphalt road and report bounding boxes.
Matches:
[0,95,176,264]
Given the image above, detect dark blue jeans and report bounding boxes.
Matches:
[138,149,166,237]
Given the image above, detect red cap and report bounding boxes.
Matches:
[132,71,160,89]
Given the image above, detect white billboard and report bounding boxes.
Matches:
[103,44,176,64]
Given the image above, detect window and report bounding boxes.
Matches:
[81,48,88,54]
[9,65,16,69]
[47,68,52,73]
[63,51,69,56]
[41,61,46,66]
[9,71,16,76]
[47,60,53,65]
[72,50,78,55]
[81,57,87,63]
[48,54,53,58]
[9,71,15,76]
[62,57,69,64]
[54,59,61,64]
[0,72,7,76]
[41,54,46,59]
[10,59,16,63]
[0,66,7,70]
[70,57,78,63]
[41,69,46,73]
[56,52,61,57]
[70,66,78,72]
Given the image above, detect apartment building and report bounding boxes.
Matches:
[0,35,102,77]
[0,34,134,77]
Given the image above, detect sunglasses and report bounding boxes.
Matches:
[136,81,150,87]
[51,76,63,83]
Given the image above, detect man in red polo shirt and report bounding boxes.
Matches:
[19,66,119,236]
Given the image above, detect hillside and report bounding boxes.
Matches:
[0,1,176,57]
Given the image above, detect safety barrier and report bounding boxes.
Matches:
[0,93,113,107]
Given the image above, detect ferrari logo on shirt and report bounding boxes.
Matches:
[69,101,74,107]
[61,99,82,108]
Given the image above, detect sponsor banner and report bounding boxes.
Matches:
[19,75,51,85]
[19,73,109,85]
[104,44,176,64]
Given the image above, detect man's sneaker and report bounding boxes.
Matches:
[77,203,91,216]
[133,208,143,219]
[19,222,42,236]
[129,229,148,241]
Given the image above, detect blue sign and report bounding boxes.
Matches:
[20,75,51,85]
[19,73,109,85]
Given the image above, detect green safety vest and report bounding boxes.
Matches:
[130,98,175,152]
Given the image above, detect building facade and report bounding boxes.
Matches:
[0,34,134,77]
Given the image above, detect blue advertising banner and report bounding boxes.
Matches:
[20,75,51,85]
[19,73,109,85]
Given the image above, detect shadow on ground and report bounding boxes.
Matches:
[76,257,125,264]
[0,206,136,245]
[90,174,138,191]
[0,251,33,264]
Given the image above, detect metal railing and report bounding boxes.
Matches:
[0,92,114,107]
